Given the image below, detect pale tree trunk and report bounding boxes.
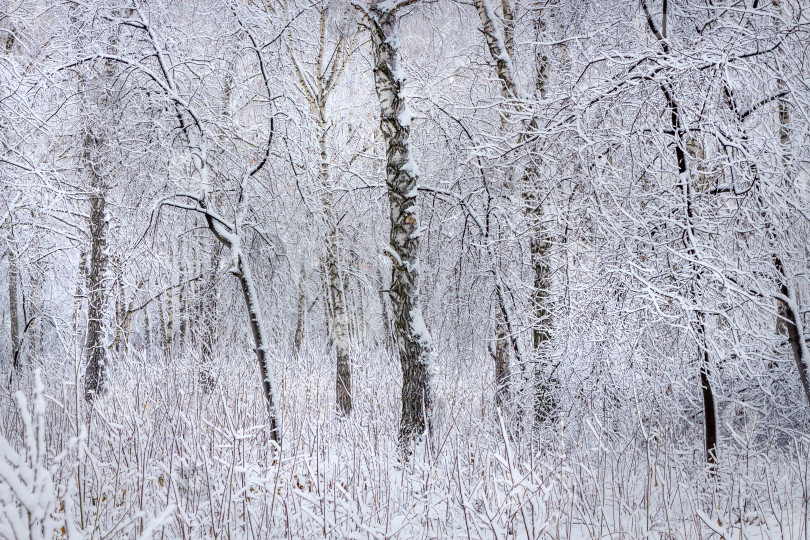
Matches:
[474,0,562,424]
[363,0,435,446]
[294,264,306,355]
[376,266,394,354]
[114,260,126,354]
[178,250,188,348]
[492,299,510,410]
[157,273,167,350]
[72,249,87,346]
[321,128,353,416]
[83,134,110,401]
[351,278,366,347]
[198,238,219,389]
[164,243,174,353]
[322,269,334,350]
[3,12,21,371]
[287,7,357,415]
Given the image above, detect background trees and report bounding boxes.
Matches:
[1,0,809,537]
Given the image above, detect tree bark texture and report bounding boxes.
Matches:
[367,1,434,447]
[203,204,280,442]
[9,239,21,370]
[83,134,110,402]
[320,129,353,417]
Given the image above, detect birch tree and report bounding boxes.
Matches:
[287,3,358,416]
[356,0,435,447]
[470,0,563,425]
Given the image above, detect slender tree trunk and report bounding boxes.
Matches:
[366,1,435,447]
[164,243,174,353]
[198,239,219,389]
[775,257,810,408]
[9,242,21,370]
[294,264,306,355]
[201,203,280,442]
[641,0,718,467]
[234,253,279,441]
[353,280,366,347]
[319,127,353,416]
[695,313,717,465]
[474,0,561,423]
[84,134,110,401]
[178,254,187,349]
[376,266,394,354]
[492,300,510,410]
[668,90,717,467]
[157,274,167,350]
[72,249,87,346]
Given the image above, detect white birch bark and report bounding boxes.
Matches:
[359,0,435,446]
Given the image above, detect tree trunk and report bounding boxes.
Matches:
[366,1,435,447]
[9,241,21,370]
[474,0,559,424]
[84,135,110,401]
[319,126,353,416]
[178,251,188,348]
[294,264,306,355]
[164,243,174,353]
[640,0,718,467]
[492,300,510,410]
[202,204,280,442]
[696,314,717,466]
[326,231,352,416]
[198,239,219,390]
[234,252,280,441]
[775,257,810,408]
[376,266,394,355]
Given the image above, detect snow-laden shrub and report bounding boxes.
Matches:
[0,371,56,540]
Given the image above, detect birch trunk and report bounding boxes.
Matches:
[83,134,110,401]
[294,264,306,355]
[492,300,510,410]
[366,1,434,446]
[473,0,560,423]
[320,128,353,416]
[287,8,357,415]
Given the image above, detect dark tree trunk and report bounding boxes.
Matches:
[84,136,109,401]
[9,241,21,370]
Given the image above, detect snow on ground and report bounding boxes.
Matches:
[1,350,808,539]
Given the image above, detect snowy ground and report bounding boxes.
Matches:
[1,349,808,539]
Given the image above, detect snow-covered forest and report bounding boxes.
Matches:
[1,0,809,538]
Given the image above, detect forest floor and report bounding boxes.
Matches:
[1,349,808,539]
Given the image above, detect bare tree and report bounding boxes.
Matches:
[356,0,435,447]
[287,4,358,416]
